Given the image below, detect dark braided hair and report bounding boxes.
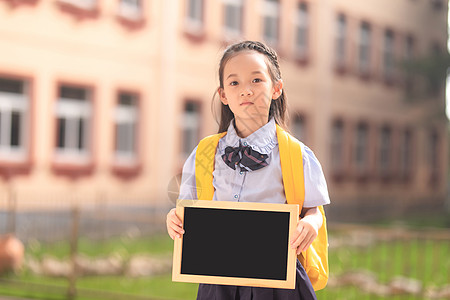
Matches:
[214,40,288,133]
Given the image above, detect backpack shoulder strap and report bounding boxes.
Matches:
[276,125,305,206]
[195,132,227,200]
[277,124,329,291]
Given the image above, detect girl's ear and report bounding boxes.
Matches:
[272,80,283,100]
[218,87,228,105]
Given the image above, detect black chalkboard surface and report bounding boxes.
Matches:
[172,200,299,289]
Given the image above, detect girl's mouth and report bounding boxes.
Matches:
[240,102,254,106]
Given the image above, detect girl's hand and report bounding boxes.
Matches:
[290,207,322,255]
[290,218,318,255]
[166,208,185,240]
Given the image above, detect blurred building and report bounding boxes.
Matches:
[0,0,448,220]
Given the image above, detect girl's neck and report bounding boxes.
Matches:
[234,118,268,138]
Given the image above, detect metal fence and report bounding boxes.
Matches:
[0,195,449,300]
[319,224,450,300]
[0,193,172,300]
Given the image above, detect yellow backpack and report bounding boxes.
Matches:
[194,124,329,291]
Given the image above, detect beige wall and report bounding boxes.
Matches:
[0,0,448,220]
[0,0,163,207]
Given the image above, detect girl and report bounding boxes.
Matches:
[167,41,330,300]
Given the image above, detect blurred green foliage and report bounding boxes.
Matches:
[1,218,449,300]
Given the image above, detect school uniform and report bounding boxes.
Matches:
[178,118,330,300]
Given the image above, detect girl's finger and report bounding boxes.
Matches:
[169,213,182,226]
[166,209,184,240]
[170,213,182,224]
[290,226,303,246]
[169,223,185,235]
[167,226,175,240]
[290,231,304,249]
[297,234,315,254]
[169,213,183,226]
[168,209,182,224]
[297,232,311,250]
[292,227,309,249]
[295,230,312,254]
[168,228,182,240]
[170,218,183,229]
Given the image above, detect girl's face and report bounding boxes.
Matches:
[219,51,282,127]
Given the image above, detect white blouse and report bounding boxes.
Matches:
[178,118,330,208]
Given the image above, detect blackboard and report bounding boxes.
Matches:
[172,200,299,289]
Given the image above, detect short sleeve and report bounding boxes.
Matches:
[178,146,198,200]
[301,144,331,208]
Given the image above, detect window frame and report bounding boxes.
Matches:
[111,90,142,178]
[0,78,29,163]
[53,84,92,165]
[399,128,413,182]
[291,113,307,143]
[403,35,415,93]
[261,0,280,46]
[383,29,395,83]
[181,100,202,159]
[378,125,392,179]
[113,91,139,166]
[117,0,144,22]
[358,21,372,77]
[354,122,370,177]
[56,0,98,16]
[184,0,205,35]
[428,128,440,185]
[222,0,244,39]
[335,13,347,71]
[294,2,309,60]
[330,119,346,178]
[431,0,444,11]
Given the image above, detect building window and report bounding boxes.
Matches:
[55,85,92,163]
[358,22,371,76]
[335,14,347,69]
[404,35,415,93]
[117,0,142,21]
[57,0,97,11]
[182,101,201,157]
[354,123,369,175]
[185,0,204,33]
[291,114,307,143]
[114,92,138,165]
[223,0,243,39]
[379,126,392,178]
[399,128,412,181]
[331,119,345,175]
[383,30,395,82]
[431,43,443,55]
[262,0,279,45]
[0,78,29,162]
[405,35,414,60]
[294,2,309,59]
[428,129,440,184]
[431,0,443,10]
[428,43,444,96]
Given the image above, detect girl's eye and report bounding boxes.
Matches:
[230,81,238,86]
[252,78,262,83]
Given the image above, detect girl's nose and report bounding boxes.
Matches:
[240,88,253,97]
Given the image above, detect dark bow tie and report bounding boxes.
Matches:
[222,142,269,172]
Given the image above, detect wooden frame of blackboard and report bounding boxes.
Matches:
[172,199,299,289]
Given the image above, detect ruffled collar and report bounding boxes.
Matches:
[221,118,278,155]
